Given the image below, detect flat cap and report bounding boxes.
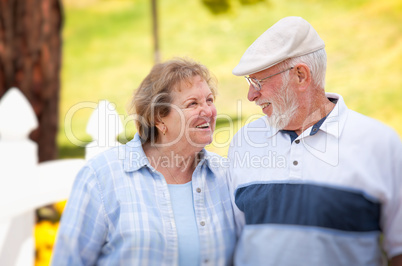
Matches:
[232,16,325,76]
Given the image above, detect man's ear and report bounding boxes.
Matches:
[294,63,311,91]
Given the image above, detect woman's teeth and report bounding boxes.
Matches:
[196,122,210,128]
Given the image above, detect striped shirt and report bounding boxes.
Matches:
[228,93,402,265]
[52,134,236,266]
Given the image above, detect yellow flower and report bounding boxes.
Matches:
[35,221,60,266]
[35,221,58,249]
[53,200,68,215]
[36,246,53,265]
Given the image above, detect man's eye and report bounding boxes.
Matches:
[207,98,214,103]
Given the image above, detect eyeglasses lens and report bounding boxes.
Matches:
[245,77,261,91]
[250,78,260,91]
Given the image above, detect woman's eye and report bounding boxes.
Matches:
[188,102,197,107]
[207,98,214,103]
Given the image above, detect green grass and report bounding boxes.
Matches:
[58,0,402,158]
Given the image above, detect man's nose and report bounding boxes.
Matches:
[247,85,260,102]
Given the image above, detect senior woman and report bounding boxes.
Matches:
[51,58,236,266]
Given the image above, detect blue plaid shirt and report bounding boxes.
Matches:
[52,134,236,266]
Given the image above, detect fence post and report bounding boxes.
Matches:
[85,100,123,160]
[0,92,125,265]
[0,88,38,266]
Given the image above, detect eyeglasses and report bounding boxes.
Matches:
[244,67,294,91]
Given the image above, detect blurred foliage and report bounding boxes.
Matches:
[202,0,266,14]
[239,0,265,5]
[202,0,231,14]
[57,0,402,159]
[58,145,86,159]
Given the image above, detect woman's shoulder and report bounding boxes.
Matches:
[86,136,144,168]
[83,141,144,177]
[85,145,122,169]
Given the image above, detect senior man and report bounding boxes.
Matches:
[228,16,402,265]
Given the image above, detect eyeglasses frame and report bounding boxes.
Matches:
[245,67,294,91]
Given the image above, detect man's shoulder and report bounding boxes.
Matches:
[232,116,270,140]
[228,116,279,159]
[342,109,402,153]
[347,109,399,138]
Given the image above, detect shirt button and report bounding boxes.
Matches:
[196,187,201,193]
[293,161,298,166]
[200,221,205,226]
[295,139,300,144]
[204,259,209,263]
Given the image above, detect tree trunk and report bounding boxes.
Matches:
[0,0,63,162]
[151,0,160,64]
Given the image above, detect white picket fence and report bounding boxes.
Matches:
[0,88,124,265]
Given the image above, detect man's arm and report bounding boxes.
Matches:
[384,132,402,265]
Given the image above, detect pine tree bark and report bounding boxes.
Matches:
[0,0,63,162]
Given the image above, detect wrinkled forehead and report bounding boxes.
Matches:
[173,75,215,96]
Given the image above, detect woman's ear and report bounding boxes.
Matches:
[155,120,166,135]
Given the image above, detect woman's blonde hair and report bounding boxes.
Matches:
[129,58,217,144]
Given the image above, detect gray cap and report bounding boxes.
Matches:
[232,16,325,76]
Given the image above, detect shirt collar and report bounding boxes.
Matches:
[264,121,281,139]
[122,133,150,172]
[122,133,219,174]
[317,92,348,139]
[267,92,348,139]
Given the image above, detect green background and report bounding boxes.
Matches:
[59,0,402,157]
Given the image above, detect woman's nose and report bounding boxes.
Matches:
[200,102,213,117]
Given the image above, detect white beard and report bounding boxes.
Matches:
[266,79,299,130]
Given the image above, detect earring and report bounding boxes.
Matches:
[159,121,166,135]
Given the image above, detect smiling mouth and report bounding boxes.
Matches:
[260,102,271,109]
[196,122,210,129]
